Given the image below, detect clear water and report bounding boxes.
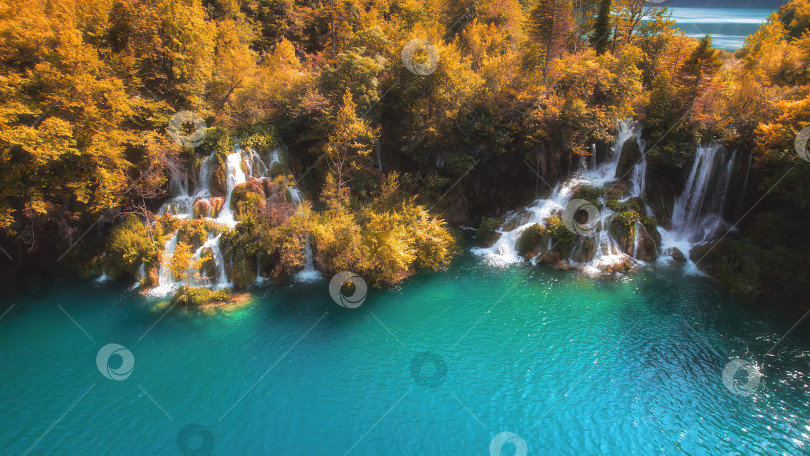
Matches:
[650,8,775,51]
[1,252,808,455]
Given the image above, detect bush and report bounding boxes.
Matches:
[546,215,576,256]
[477,217,503,246]
[171,286,231,307]
[106,216,158,277]
[517,223,545,255]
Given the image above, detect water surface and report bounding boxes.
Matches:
[1,253,808,455]
[656,7,774,51]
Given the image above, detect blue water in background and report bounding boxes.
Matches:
[656,7,775,50]
[1,252,808,455]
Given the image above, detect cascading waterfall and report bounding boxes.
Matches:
[146,145,276,296]
[629,137,647,197]
[141,144,324,295]
[130,262,146,290]
[659,143,738,268]
[215,148,250,227]
[472,119,642,271]
[149,231,180,296]
[295,236,322,282]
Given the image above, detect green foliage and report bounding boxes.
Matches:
[517,223,545,255]
[171,286,231,307]
[312,173,458,286]
[546,214,576,256]
[106,216,158,276]
[477,217,503,246]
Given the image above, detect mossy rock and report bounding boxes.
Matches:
[177,221,210,249]
[690,239,762,298]
[477,217,503,247]
[210,157,228,197]
[572,186,604,204]
[229,249,257,288]
[517,224,545,257]
[616,136,642,179]
[546,214,576,257]
[171,286,231,307]
[193,199,211,218]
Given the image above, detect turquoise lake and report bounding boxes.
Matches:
[1,250,808,455]
[653,7,775,51]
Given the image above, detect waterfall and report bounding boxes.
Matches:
[130,262,146,290]
[159,153,214,218]
[288,188,302,206]
[143,143,324,295]
[255,255,267,284]
[295,236,322,282]
[659,143,738,269]
[149,231,180,296]
[629,137,647,197]
[669,143,736,242]
[207,234,229,288]
[471,119,641,268]
[215,148,249,227]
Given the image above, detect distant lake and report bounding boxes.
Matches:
[652,7,776,51]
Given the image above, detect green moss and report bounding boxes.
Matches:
[229,249,257,288]
[613,210,640,227]
[477,217,503,246]
[171,286,231,307]
[517,223,545,255]
[546,215,576,256]
[572,186,604,202]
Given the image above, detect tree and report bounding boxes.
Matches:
[677,34,722,98]
[526,0,574,84]
[590,0,611,54]
[323,90,378,192]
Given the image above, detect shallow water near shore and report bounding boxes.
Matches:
[1,252,808,455]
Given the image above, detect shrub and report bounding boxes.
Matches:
[106,216,158,277]
[171,286,231,307]
[477,217,503,246]
[517,223,545,255]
